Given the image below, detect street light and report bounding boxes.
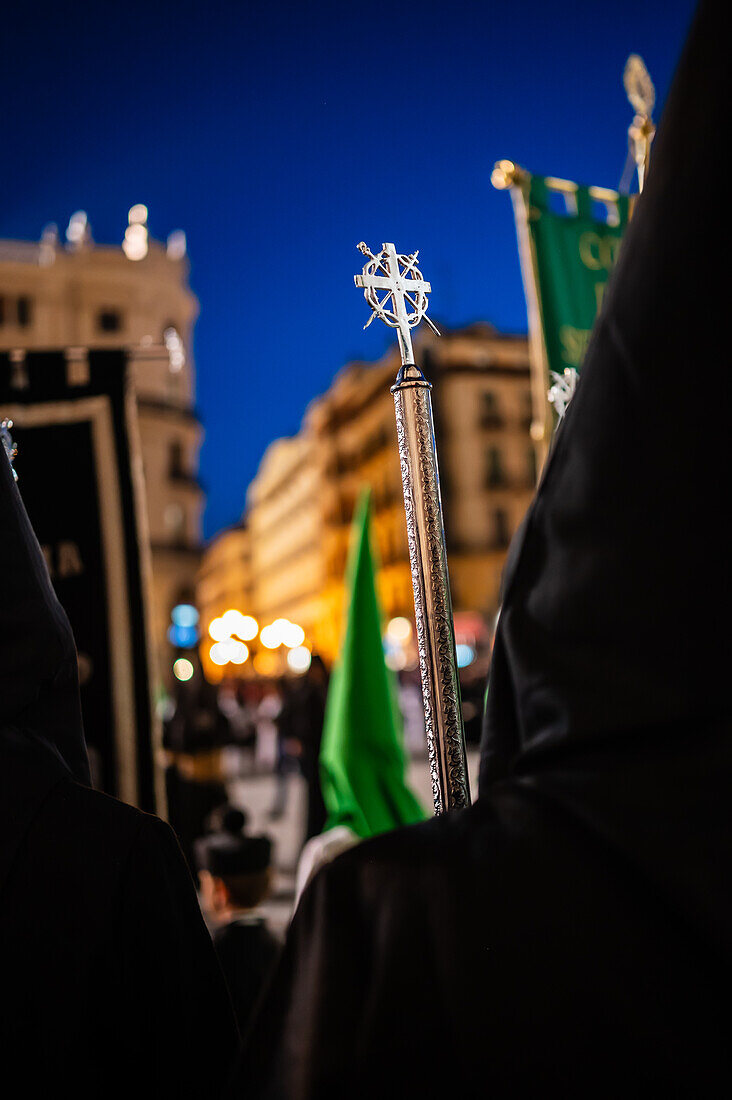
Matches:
[209,616,229,642]
[281,621,305,648]
[234,615,258,641]
[260,623,281,649]
[173,657,194,681]
[287,646,312,673]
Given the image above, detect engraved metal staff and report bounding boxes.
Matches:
[354,242,470,814]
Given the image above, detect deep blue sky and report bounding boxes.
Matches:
[3,0,696,537]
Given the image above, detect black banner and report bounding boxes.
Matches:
[0,349,157,811]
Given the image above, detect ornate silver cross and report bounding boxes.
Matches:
[354,242,439,366]
[352,241,470,815]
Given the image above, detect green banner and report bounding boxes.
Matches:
[527,175,629,376]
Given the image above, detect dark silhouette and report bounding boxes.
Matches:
[0,431,238,1099]
[163,659,230,872]
[230,4,732,1095]
[279,657,329,842]
[196,807,281,1035]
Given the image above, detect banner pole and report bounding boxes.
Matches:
[492,160,552,476]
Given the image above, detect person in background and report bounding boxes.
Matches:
[264,679,291,818]
[163,658,230,872]
[0,424,238,1099]
[397,668,426,754]
[278,656,329,843]
[195,808,281,1035]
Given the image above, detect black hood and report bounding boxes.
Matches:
[0,430,90,785]
[481,0,732,954]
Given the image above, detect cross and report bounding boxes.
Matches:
[354,242,439,365]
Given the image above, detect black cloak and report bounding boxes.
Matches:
[230,2,732,1096]
[0,431,238,1096]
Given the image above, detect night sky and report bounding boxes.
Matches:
[3,0,696,537]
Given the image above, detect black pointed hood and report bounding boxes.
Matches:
[0,430,90,785]
[481,0,732,953]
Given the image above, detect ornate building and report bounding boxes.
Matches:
[199,323,533,668]
[197,523,252,644]
[246,433,325,638]
[0,210,204,680]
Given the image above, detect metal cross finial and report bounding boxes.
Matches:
[624,53,655,119]
[354,242,439,366]
[621,54,656,193]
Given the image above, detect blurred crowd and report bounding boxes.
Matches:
[159,652,488,1031]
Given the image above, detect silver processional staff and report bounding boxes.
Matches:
[354,242,470,814]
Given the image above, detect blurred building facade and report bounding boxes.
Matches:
[198,323,532,667]
[0,212,204,678]
[197,523,253,646]
[247,434,325,642]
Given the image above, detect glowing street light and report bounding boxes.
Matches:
[173,657,194,681]
[228,640,249,665]
[386,616,412,643]
[260,623,281,649]
[221,609,258,641]
[287,646,312,673]
[221,609,244,635]
[456,644,476,668]
[172,604,199,629]
[208,616,229,642]
[235,614,258,641]
[122,204,148,260]
[280,621,305,648]
[210,641,230,666]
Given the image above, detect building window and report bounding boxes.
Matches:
[97,309,122,333]
[17,296,33,327]
[493,509,510,549]
[486,446,506,489]
[169,440,185,478]
[480,390,503,429]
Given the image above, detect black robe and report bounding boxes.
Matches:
[0,424,238,1096]
[230,2,732,1096]
[213,916,282,1035]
